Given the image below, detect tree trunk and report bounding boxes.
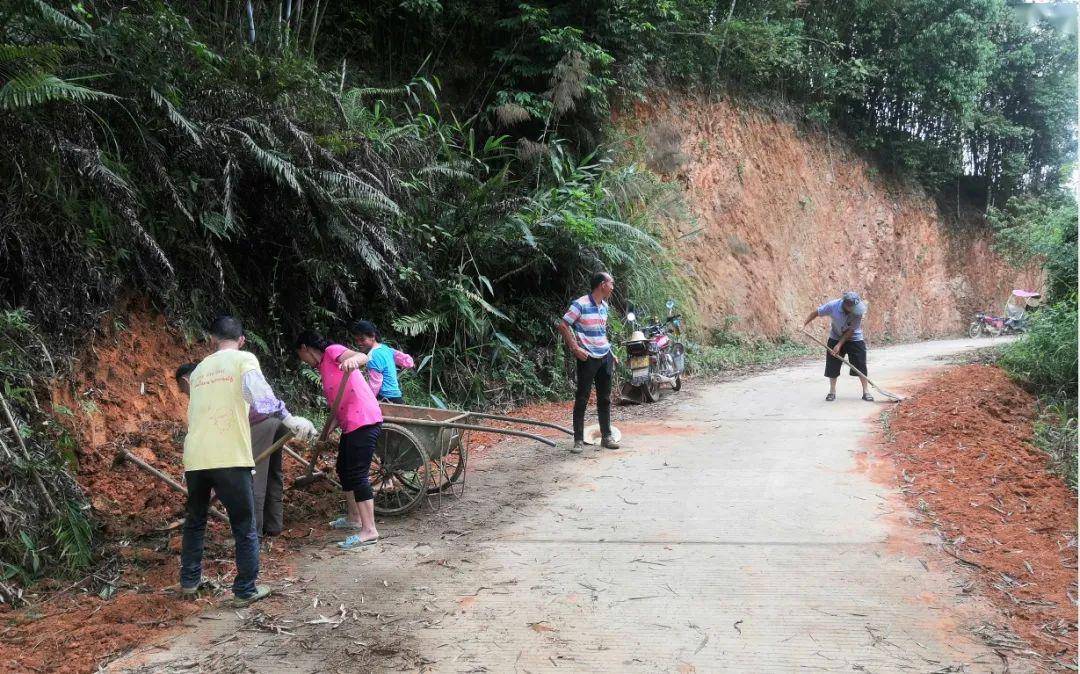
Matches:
[246,0,256,44]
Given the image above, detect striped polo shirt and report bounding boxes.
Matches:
[562,294,610,358]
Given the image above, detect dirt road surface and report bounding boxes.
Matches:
[112,337,1032,673]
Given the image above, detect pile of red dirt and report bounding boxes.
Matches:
[3,308,576,673]
[882,364,1077,663]
[0,310,345,673]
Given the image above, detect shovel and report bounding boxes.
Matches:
[292,370,352,489]
[799,329,905,402]
[253,429,295,465]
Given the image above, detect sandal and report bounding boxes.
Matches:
[825,393,836,401]
[338,534,379,550]
[329,517,361,531]
[862,393,875,402]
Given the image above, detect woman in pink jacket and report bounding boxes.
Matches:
[294,330,383,549]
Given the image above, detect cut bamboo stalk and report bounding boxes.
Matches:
[117,449,228,522]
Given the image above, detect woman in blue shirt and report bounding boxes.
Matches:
[349,320,413,404]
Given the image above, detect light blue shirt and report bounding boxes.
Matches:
[367,344,402,399]
[817,299,865,342]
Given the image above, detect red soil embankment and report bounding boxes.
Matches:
[0,312,337,673]
[882,364,1077,664]
[619,97,1040,339]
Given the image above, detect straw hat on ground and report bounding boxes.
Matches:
[582,424,621,445]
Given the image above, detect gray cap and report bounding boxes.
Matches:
[842,291,867,317]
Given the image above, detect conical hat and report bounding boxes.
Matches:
[582,424,621,445]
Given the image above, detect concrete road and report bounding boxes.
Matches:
[114,337,1028,673]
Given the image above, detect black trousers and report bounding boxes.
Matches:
[824,338,868,378]
[336,423,382,502]
[573,353,613,442]
[181,467,259,597]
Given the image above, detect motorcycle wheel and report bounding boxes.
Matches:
[642,379,662,403]
[672,375,682,392]
[968,322,981,338]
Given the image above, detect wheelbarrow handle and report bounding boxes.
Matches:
[463,411,573,436]
[380,416,557,447]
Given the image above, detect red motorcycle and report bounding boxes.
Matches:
[969,312,1026,337]
[969,312,1004,337]
[620,300,686,403]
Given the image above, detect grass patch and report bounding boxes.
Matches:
[945,345,1004,365]
[1033,400,1078,491]
[688,337,813,376]
[999,302,1077,490]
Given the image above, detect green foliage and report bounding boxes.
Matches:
[1000,302,1077,400]
[52,503,93,571]
[990,191,1078,302]
[0,0,1074,579]
[993,189,1077,490]
[315,0,1075,203]
[1033,400,1077,491]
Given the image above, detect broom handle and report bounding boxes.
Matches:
[800,329,873,381]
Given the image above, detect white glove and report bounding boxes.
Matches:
[283,415,318,442]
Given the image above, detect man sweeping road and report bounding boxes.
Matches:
[803,291,874,402]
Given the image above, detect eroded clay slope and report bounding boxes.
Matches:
[621,97,1039,339]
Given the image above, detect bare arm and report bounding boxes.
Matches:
[833,327,854,354]
[556,320,588,361]
[802,309,820,327]
[336,347,369,371]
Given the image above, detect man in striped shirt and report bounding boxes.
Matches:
[557,271,620,453]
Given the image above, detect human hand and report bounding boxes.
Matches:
[340,353,368,371]
[284,415,318,442]
[574,347,589,361]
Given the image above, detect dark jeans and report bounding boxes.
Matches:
[378,395,405,404]
[250,418,286,535]
[573,353,613,442]
[181,467,259,597]
[336,423,382,502]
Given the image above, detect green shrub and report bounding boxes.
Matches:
[688,337,812,376]
[1033,401,1078,490]
[1000,302,1078,399]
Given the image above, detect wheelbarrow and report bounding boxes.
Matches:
[371,403,571,516]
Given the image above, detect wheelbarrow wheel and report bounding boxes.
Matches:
[427,432,466,494]
[370,423,431,516]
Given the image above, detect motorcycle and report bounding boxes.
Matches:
[621,299,687,403]
[968,312,1027,338]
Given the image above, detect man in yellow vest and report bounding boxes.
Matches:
[180,315,316,607]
